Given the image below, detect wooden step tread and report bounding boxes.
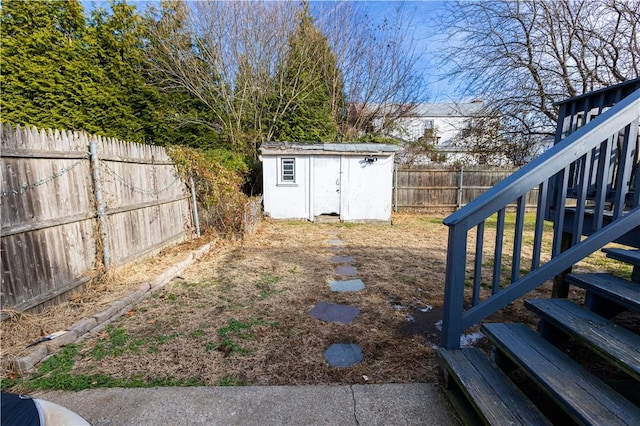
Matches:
[438,348,551,425]
[525,298,640,381]
[602,248,640,267]
[482,323,640,426]
[565,273,640,313]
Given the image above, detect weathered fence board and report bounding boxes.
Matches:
[1,123,193,314]
[94,134,189,266]
[394,168,539,212]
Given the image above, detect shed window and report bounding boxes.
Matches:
[281,158,295,182]
[424,119,434,129]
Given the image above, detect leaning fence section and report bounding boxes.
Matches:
[97,139,190,265]
[394,167,539,213]
[0,123,192,314]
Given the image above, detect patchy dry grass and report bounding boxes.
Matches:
[1,214,631,391]
[0,235,218,379]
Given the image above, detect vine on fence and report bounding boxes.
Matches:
[100,161,182,195]
[168,146,250,238]
[1,154,89,197]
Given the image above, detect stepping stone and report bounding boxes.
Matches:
[329,279,365,292]
[309,301,360,324]
[328,239,343,246]
[330,255,355,264]
[323,343,363,368]
[335,265,357,276]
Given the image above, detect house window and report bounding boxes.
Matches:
[424,119,434,129]
[281,158,295,183]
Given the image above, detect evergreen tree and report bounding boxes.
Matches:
[1,0,152,142]
[233,53,273,152]
[143,0,223,148]
[0,0,108,133]
[271,4,343,142]
[0,0,213,146]
[87,0,148,142]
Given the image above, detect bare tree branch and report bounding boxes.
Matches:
[441,0,640,132]
[439,0,639,145]
[145,1,427,156]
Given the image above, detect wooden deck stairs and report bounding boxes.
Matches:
[437,79,640,425]
[439,248,640,425]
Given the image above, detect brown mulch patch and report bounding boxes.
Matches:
[1,214,629,389]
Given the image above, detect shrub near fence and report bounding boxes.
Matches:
[393,167,540,213]
[1,124,193,315]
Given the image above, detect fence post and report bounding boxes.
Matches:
[89,141,111,269]
[394,164,398,212]
[456,167,464,209]
[189,171,201,237]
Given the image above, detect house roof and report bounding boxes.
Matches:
[259,142,399,156]
[410,102,487,117]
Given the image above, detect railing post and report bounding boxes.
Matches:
[552,232,573,298]
[441,223,468,349]
[89,141,111,269]
[439,81,640,347]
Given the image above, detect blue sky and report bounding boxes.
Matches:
[354,1,457,101]
[82,0,459,102]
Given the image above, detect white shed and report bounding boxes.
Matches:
[260,142,399,222]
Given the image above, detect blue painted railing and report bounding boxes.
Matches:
[441,80,640,349]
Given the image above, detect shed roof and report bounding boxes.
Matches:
[259,142,399,155]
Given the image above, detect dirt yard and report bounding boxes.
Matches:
[1,214,621,389]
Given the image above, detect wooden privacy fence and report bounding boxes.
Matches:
[1,124,193,314]
[393,167,539,212]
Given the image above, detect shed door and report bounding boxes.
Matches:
[313,156,341,215]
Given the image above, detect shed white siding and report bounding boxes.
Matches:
[262,155,310,220]
[339,155,394,222]
[260,143,397,222]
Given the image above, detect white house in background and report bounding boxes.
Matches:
[371,101,490,164]
[375,101,487,143]
[260,142,398,222]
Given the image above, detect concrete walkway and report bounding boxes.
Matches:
[34,383,459,425]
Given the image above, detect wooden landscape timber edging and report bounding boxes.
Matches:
[1,123,196,315]
[11,242,214,375]
[393,167,540,213]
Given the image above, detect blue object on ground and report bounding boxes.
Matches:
[323,344,363,367]
[335,266,358,276]
[330,255,355,263]
[309,301,360,324]
[1,392,91,425]
[328,239,343,245]
[328,279,365,292]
